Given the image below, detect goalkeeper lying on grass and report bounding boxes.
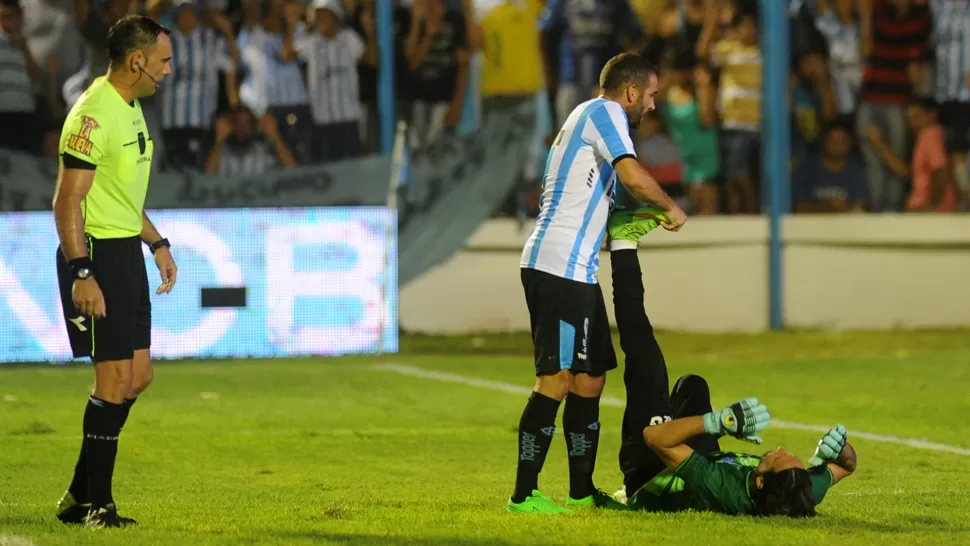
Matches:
[605,205,857,517]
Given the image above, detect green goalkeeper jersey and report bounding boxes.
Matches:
[628,451,834,515]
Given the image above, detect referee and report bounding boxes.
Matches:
[52,15,175,529]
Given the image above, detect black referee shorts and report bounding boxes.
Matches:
[56,236,151,362]
[520,268,617,377]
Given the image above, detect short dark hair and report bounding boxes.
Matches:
[754,468,817,518]
[106,14,171,68]
[599,53,658,94]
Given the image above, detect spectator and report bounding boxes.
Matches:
[857,0,932,212]
[662,46,720,214]
[21,0,82,86]
[636,110,687,210]
[73,0,127,87]
[285,0,372,162]
[929,0,970,207]
[205,106,296,174]
[404,0,468,149]
[702,7,761,214]
[791,49,838,157]
[0,0,41,154]
[656,0,709,49]
[539,0,644,129]
[793,122,869,213]
[160,2,239,171]
[349,0,407,153]
[865,98,959,211]
[814,0,863,115]
[238,0,314,164]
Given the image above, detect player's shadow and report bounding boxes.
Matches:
[273,533,516,545]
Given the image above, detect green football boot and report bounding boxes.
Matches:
[608,206,669,245]
[566,489,629,511]
[506,490,570,514]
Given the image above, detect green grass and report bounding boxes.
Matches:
[2,331,970,545]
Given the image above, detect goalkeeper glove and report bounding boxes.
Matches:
[703,398,770,444]
[808,424,847,467]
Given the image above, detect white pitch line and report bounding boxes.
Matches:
[375,363,970,457]
[0,535,38,546]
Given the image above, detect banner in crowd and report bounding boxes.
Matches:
[0,151,392,211]
[0,95,537,289]
[397,97,538,285]
[0,208,397,363]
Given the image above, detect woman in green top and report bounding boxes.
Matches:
[661,46,721,214]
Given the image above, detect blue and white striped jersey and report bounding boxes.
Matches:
[931,0,970,102]
[238,25,309,116]
[814,9,863,114]
[160,28,235,130]
[520,98,635,284]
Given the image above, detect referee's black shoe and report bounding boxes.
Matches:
[55,491,89,525]
[84,504,137,529]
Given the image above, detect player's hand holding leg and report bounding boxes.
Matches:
[154,247,177,294]
[808,424,847,467]
[703,398,770,444]
[73,278,106,318]
[660,202,687,232]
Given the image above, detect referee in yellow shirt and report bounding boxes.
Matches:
[52,14,175,529]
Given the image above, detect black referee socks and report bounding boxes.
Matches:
[121,397,137,430]
[512,392,561,503]
[563,393,601,500]
[82,396,125,509]
[68,397,136,504]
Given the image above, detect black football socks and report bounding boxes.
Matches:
[67,397,136,505]
[563,393,601,500]
[82,396,124,509]
[512,392,561,503]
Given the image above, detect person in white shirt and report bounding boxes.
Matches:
[284,0,374,162]
[509,52,686,514]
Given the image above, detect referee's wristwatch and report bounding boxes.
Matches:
[69,257,94,281]
[150,238,171,255]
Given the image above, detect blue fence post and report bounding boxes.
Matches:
[377,0,395,155]
[762,0,791,331]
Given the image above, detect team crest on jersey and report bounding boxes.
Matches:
[66,116,100,157]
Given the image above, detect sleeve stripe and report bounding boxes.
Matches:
[611,153,636,168]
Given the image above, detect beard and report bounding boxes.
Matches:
[627,105,645,129]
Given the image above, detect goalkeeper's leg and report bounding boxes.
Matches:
[671,374,721,453]
[611,248,673,494]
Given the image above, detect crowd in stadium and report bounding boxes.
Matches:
[1,0,968,214]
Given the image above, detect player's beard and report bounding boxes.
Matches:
[627,105,645,129]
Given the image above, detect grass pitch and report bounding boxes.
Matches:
[1,330,970,545]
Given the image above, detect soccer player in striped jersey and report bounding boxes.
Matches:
[509,53,686,514]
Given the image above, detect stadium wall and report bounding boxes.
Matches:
[400,215,970,333]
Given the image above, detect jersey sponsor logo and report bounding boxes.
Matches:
[66,116,100,157]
